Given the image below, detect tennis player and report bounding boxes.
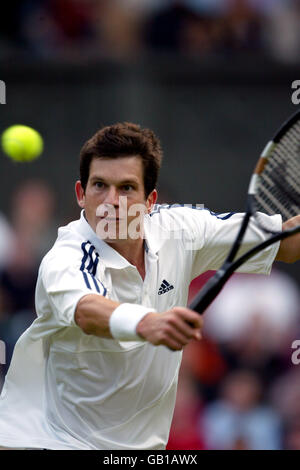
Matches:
[0,123,299,450]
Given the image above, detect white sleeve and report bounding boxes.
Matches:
[184,209,282,281]
[40,252,107,327]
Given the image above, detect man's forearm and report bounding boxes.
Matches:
[275,215,300,263]
[75,294,120,337]
[74,294,204,351]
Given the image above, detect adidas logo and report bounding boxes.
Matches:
[158,279,174,295]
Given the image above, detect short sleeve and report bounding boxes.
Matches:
[185,210,282,281]
[40,252,107,328]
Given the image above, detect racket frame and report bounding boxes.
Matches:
[189,111,300,314]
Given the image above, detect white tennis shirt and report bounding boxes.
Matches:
[0,206,281,449]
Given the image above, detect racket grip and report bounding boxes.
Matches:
[188,268,231,315]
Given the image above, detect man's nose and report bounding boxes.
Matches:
[104,186,119,206]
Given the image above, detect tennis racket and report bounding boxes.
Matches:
[189,109,300,314]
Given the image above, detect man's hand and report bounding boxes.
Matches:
[136,307,204,351]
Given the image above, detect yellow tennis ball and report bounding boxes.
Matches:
[1,124,43,162]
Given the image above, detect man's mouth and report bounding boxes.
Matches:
[99,217,122,221]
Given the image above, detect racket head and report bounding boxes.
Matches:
[248,110,300,233]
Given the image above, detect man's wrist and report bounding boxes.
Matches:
[109,303,156,341]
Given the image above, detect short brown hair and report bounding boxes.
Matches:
[79,122,163,197]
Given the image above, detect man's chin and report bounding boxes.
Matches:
[95,217,144,242]
[95,227,129,242]
[104,237,126,245]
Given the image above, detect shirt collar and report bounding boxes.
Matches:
[143,213,168,255]
[75,211,129,269]
[75,210,166,269]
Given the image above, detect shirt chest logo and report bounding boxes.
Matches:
[158,279,174,295]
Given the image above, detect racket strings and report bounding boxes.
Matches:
[255,120,300,224]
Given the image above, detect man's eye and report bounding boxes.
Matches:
[123,185,133,191]
[95,182,104,188]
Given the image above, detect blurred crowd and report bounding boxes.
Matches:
[168,269,300,450]
[0,180,58,389]
[1,0,300,63]
[0,179,299,450]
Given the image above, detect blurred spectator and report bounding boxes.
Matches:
[180,337,227,402]
[167,367,206,450]
[20,0,97,58]
[0,180,56,380]
[270,368,300,425]
[284,419,300,450]
[0,0,23,56]
[220,0,263,53]
[50,0,96,41]
[203,269,300,355]
[0,180,56,315]
[269,368,300,450]
[0,213,15,328]
[168,267,300,449]
[10,179,56,261]
[92,0,144,59]
[1,0,300,63]
[144,0,263,57]
[201,270,300,390]
[263,0,300,63]
[200,369,282,449]
[0,213,15,274]
[144,1,220,56]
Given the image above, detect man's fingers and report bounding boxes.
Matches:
[167,315,202,341]
[163,327,201,351]
[164,308,203,344]
[172,307,204,329]
[136,307,204,351]
[166,325,192,346]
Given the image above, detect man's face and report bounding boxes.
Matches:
[76,156,157,243]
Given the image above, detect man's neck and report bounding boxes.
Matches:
[107,237,146,280]
[83,211,147,280]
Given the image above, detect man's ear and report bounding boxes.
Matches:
[75,180,85,208]
[146,189,158,214]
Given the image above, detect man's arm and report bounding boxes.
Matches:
[75,294,119,337]
[275,215,300,263]
[75,294,203,351]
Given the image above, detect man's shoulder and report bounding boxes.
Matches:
[149,204,237,224]
[148,204,212,229]
[149,203,214,217]
[40,219,94,270]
